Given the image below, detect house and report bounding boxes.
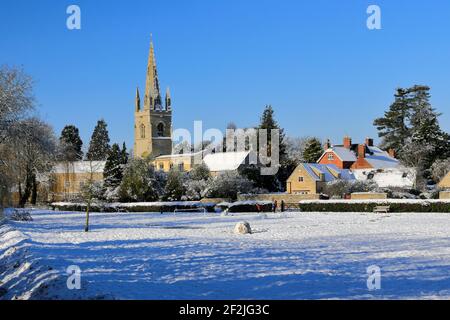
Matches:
[153,151,252,176]
[50,161,106,202]
[439,171,450,190]
[286,163,355,194]
[153,152,202,173]
[318,136,399,170]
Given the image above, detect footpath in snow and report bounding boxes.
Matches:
[2,210,450,299]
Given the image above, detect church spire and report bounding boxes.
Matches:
[135,87,141,111]
[165,87,171,110]
[144,34,161,110]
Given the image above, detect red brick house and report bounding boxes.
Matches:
[317,136,399,170]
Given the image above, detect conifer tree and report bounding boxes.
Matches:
[257,105,292,191]
[86,119,110,161]
[302,138,324,163]
[59,125,83,161]
[373,88,411,153]
[104,143,123,189]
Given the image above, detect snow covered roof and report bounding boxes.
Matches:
[318,144,399,169]
[203,151,250,172]
[155,151,203,160]
[364,146,399,169]
[53,161,106,174]
[329,147,357,162]
[301,163,355,182]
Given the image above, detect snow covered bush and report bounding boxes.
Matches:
[204,171,254,200]
[118,159,166,202]
[8,209,33,221]
[189,163,211,181]
[164,170,187,201]
[184,179,208,201]
[324,180,378,198]
[431,158,450,184]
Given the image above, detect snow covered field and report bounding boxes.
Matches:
[2,209,450,299]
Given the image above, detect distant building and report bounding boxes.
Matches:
[153,151,252,176]
[49,161,105,202]
[439,171,450,190]
[153,152,202,173]
[286,163,355,194]
[318,136,399,170]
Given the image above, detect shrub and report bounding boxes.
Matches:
[204,171,254,200]
[118,159,165,202]
[164,170,187,201]
[298,201,450,213]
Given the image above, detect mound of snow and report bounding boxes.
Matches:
[234,221,252,234]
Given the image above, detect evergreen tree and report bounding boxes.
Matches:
[59,125,83,161]
[86,119,110,161]
[164,169,186,201]
[257,105,292,191]
[121,142,129,164]
[104,143,123,189]
[373,88,411,153]
[302,138,324,163]
[374,85,450,187]
[189,163,211,181]
[119,158,164,202]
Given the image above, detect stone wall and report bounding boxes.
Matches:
[439,191,450,199]
[350,192,387,200]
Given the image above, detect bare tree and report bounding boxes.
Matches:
[9,118,57,207]
[0,66,35,213]
[0,65,34,144]
[80,160,104,232]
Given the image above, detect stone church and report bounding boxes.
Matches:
[134,38,173,159]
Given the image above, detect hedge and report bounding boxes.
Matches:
[51,202,216,213]
[298,201,450,213]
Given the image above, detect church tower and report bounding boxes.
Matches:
[134,37,173,158]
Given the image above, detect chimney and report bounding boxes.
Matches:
[343,136,352,149]
[388,148,396,158]
[358,144,366,158]
[324,139,331,150]
[365,137,374,147]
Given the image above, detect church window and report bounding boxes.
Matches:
[157,123,164,137]
[140,124,146,139]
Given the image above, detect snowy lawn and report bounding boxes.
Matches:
[2,210,450,299]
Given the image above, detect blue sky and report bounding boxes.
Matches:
[1,0,449,150]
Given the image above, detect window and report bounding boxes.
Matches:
[140,124,146,139]
[157,123,164,137]
[298,176,304,182]
[159,163,164,170]
[170,163,174,169]
[79,181,85,188]
[178,162,184,172]
[327,153,334,161]
[64,181,70,188]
